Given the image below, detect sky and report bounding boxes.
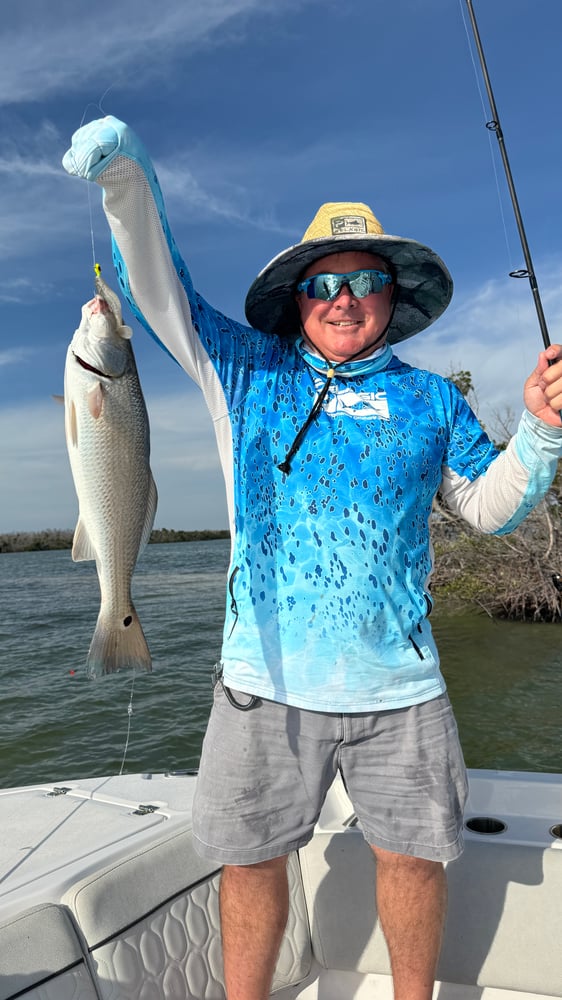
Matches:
[1,0,562,532]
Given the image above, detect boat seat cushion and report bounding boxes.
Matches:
[63,826,216,947]
[441,839,562,995]
[299,831,391,975]
[0,902,98,1000]
[63,826,312,998]
[299,830,562,996]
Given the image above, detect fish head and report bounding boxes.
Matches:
[82,294,133,342]
[71,291,134,378]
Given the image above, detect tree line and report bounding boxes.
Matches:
[0,528,229,554]
[3,370,562,622]
[430,368,562,622]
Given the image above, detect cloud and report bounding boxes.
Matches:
[400,257,562,435]
[0,117,80,265]
[0,389,227,533]
[0,0,320,106]
[0,400,75,531]
[147,390,224,475]
[0,120,63,177]
[154,155,293,235]
[0,115,298,273]
[3,261,562,533]
[0,276,57,305]
[0,91,388,273]
[0,345,32,365]
[149,123,423,240]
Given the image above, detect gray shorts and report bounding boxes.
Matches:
[192,685,468,865]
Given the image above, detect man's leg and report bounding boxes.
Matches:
[372,845,446,1000]
[192,689,340,997]
[220,855,289,1000]
[340,696,467,998]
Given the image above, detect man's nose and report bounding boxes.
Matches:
[334,282,357,303]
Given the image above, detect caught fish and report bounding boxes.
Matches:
[64,272,157,677]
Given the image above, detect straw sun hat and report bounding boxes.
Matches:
[245,202,453,344]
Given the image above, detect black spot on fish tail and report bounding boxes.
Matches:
[123,616,133,627]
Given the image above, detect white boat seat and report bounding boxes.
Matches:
[62,825,312,999]
[298,828,562,996]
[0,902,98,1000]
[442,839,562,995]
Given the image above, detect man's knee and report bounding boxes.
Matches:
[371,844,445,880]
[220,856,290,937]
[221,855,289,883]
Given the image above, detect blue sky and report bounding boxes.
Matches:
[2,0,562,532]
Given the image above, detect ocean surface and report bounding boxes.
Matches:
[0,539,560,789]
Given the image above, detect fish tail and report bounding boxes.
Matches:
[86,608,152,678]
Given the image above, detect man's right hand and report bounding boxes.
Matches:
[62,116,133,181]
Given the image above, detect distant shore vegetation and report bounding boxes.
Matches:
[3,372,562,623]
[0,528,230,554]
[2,511,562,624]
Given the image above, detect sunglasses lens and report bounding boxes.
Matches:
[299,269,390,300]
[348,272,374,297]
[315,274,341,300]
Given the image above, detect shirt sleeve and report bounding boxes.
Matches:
[93,146,260,422]
[440,405,562,534]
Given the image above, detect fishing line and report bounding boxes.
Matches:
[87,184,97,284]
[461,0,551,351]
[77,85,119,290]
[73,88,143,775]
[458,0,530,371]
[458,0,514,273]
[78,84,117,128]
[118,673,136,776]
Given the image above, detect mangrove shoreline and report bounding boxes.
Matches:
[0,528,230,553]
[3,507,562,624]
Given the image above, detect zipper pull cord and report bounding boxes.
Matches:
[277,370,335,475]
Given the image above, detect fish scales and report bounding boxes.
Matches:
[64,275,157,677]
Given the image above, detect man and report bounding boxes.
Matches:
[64,117,562,1000]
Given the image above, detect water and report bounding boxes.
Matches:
[0,540,228,788]
[0,540,560,788]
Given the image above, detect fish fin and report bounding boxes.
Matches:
[72,519,97,562]
[67,399,78,448]
[86,606,152,677]
[139,473,158,553]
[52,394,65,405]
[88,382,104,419]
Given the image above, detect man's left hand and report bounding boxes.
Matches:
[524,345,562,427]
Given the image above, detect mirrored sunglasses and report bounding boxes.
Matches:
[296,268,392,301]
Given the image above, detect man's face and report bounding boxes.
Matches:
[296,251,394,363]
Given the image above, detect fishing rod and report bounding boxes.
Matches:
[464,0,551,350]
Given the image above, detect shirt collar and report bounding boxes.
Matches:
[296,338,393,377]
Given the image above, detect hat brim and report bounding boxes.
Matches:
[244,234,453,344]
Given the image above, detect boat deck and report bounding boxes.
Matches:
[0,769,560,999]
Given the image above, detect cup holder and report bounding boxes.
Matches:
[465,816,507,835]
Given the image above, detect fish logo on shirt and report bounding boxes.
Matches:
[315,377,390,420]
